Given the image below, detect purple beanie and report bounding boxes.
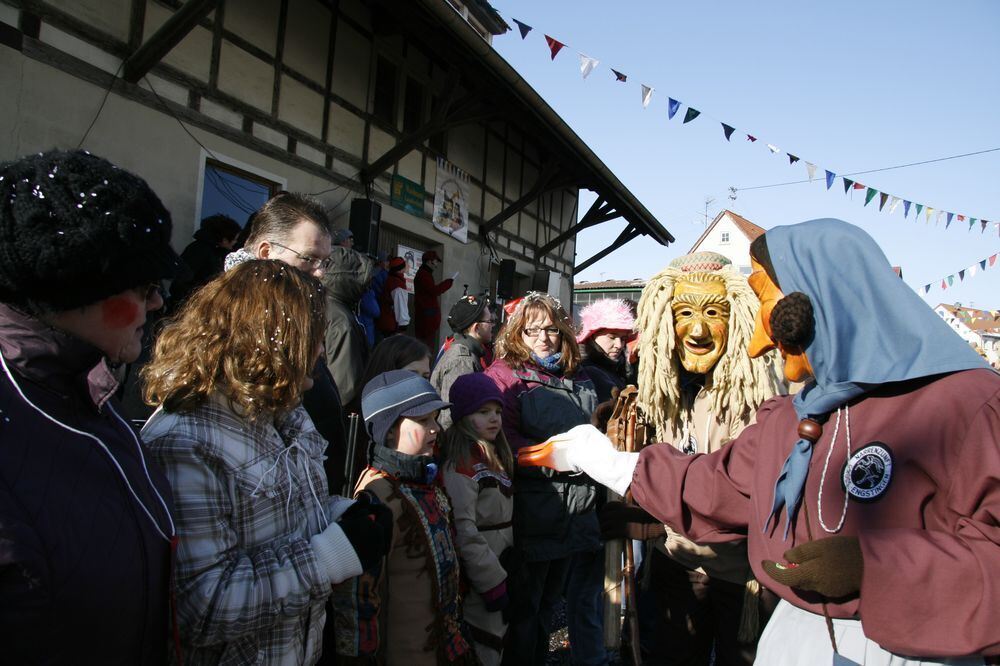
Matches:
[449,372,503,424]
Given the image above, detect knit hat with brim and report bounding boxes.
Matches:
[0,149,180,311]
[362,369,451,446]
[448,294,489,332]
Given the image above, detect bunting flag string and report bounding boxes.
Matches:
[921,250,1000,294]
[504,12,997,232]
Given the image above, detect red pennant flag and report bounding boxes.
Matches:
[611,69,627,82]
[991,254,998,267]
[957,214,966,221]
[746,135,757,142]
[544,35,566,60]
[853,182,865,190]
[941,279,947,290]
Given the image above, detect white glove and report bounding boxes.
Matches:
[545,424,639,496]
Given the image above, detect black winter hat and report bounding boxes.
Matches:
[448,293,489,333]
[0,149,180,311]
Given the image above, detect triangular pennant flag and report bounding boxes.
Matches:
[722,124,736,141]
[853,181,866,190]
[842,178,854,194]
[946,212,954,228]
[767,143,780,154]
[935,210,943,225]
[805,162,817,181]
[971,218,978,229]
[825,170,836,190]
[611,69,627,82]
[959,269,966,281]
[970,265,978,278]
[958,214,966,222]
[889,196,901,214]
[579,54,599,79]
[641,85,654,109]
[788,154,800,165]
[513,19,532,39]
[746,135,757,142]
[683,107,701,123]
[864,187,878,206]
[991,254,998,267]
[925,206,934,223]
[941,279,948,290]
[924,284,931,294]
[879,192,889,211]
[948,275,954,286]
[915,203,924,217]
[544,35,566,60]
[982,220,988,233]
[980,259,988,271]
[903,200,912,217]
[667,97,680,119]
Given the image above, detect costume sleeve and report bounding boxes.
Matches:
[393,287,410,327]
[856,391,1000,657]
[630,400,774,544]
[151,434,359,647]
[435,278,454,296]
[443,469,506,592]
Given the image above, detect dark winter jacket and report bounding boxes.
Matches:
[0,304,174,664]
[430,333,489,429]
[322,247,372,406]
[170,228,228,304]
[581,340,629,404]
[483,358,601,561]
[359,268,385,349]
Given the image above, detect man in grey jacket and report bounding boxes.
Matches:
[322,246,373,407]
[431,294,494,428]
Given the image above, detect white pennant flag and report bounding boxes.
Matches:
[579,54,599,79]
[805,162,817,181]
[889,196,901,214]
[970,264,978,278]
[641,85,653,108]
[935,210,943,225]
[767,143,780,154]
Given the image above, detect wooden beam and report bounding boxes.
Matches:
[479,160,577,236]
[123,0,222,83]
[536,196,621,257]
[575,226,641,273]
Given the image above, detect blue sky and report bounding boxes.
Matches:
[491,0,1000,309]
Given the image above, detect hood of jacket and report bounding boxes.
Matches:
[323,247,374,306]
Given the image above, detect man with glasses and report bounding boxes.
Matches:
[431,293,495,428]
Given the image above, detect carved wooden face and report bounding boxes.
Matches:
[747,257,814,382]
[672,275,730,375]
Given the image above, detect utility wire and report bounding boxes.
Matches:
[77,61,125,149]
[736,147,1000,192]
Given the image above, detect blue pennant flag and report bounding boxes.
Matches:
[667,98,681,120]
[825,170,836,190]
[903,200,912,218]
[946,212,954,228]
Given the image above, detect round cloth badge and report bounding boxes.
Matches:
[841,442,893,502]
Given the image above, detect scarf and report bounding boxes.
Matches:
[530,351,563,373]
[370,443,438,484]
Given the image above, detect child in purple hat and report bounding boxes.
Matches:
[439,372,515,666]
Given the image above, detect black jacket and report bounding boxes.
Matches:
[0,304,174,664]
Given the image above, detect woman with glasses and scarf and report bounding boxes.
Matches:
[483,292,606,666]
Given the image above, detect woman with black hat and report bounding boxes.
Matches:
[0,149,179,663]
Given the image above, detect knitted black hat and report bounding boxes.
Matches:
[0,149,180,311]
[448,293,489,333]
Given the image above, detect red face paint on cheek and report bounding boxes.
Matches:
[101,296,140,329]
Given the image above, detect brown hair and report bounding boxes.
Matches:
[360,335,431,388]
[244,191,331,249]
[494,292,580,375]
[143,260,326,419]
[439,418,514,476]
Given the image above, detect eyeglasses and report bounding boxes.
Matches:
[134,282,162,301]
[270,242,333,271]
[522,326,561,338]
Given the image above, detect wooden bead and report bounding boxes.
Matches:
[797,418,823,442]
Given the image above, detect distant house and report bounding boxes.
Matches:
[573,278,645,314]
[688,210,765,275]
[934,303,1000,363]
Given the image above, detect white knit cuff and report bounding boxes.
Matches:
[310,522,363,585]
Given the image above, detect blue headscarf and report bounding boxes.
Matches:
[763,219,987,537]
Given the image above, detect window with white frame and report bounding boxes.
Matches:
[720,231,730,244]
[197,153,284,229]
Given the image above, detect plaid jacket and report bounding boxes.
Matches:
[143,396,361,665]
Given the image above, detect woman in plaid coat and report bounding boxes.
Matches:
[143,260,391,665]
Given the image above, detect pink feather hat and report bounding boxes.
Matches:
[576,298,637,343]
